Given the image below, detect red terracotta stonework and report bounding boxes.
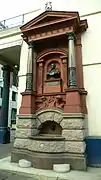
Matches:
[20,11,88,115]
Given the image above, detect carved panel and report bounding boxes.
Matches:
[36,95,66,111]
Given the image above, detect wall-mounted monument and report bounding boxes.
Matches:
[11,10,88,171]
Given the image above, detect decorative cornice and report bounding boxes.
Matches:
[65,88,87,95]
[21,11,88,43]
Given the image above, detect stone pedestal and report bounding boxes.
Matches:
[64,89,87,114]
[19,92,36,114]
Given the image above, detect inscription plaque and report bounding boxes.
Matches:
[45,81,60,86]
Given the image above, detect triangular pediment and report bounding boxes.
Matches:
[21,11,79,32]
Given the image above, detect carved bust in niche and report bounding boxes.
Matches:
[47,63,60,79]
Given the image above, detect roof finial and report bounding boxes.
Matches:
[45,1,52,11]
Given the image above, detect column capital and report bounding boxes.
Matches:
[27,41,34,49]
[67,32,75,40]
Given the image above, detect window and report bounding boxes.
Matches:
[11,108,17,124]
[0,87,3,98]
[12,91,17,101]
[0,66,3,78]
[12,72,18,87]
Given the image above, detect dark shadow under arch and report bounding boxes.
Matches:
[39,121,62,136]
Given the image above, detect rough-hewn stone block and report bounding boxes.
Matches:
[54,113,63,124]
[16,119,37,129]
[30,140,64,152]
[38,112,55,123]
[14,138,65,153]
[30,140,38,151]
[37,141,50,152]
[60,118,84,129]
[15,128,39,138]
[65,141,86,153]
[62,130,85,140]
[14,139,32,149]
[50,141,65,152]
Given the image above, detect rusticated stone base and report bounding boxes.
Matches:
[12,111,87,171]
[11,148,87,171]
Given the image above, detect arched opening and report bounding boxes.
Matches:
[39,121,62,136]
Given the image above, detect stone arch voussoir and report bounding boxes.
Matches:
[36,109,63,126]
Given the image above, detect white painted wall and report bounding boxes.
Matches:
[81,12,101,136]
[40,0,101,16]
[0,27,22,49]
[83,65,101,136]
[17,41,28,114]
[81,13,101,65]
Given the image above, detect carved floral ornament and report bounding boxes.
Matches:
[36,95,65,110]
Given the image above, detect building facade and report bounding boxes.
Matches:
[0,64,18,127]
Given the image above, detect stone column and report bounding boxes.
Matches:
[38,60,44,94]
[0,65,11,144]
[33,50,36,92]
[26,42,33,91]
[61,57,68,90]
[68,33,77,88]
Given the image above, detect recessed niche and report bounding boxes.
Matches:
[39,121,62,136]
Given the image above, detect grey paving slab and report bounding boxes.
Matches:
[6,174,36,180]
[0,171,13,180]
[0,129,15,159]
[0,171,38,180]
[0,143,13,159]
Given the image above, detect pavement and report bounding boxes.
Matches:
[0,130,101,180]
[0,129,15,159]
[0,170,38,180]
[0,130,38,180]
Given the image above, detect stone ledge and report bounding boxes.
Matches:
[62,113,85,118]
[62,130,85,140]
[18,114,36,119]
[65,141,86,153]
